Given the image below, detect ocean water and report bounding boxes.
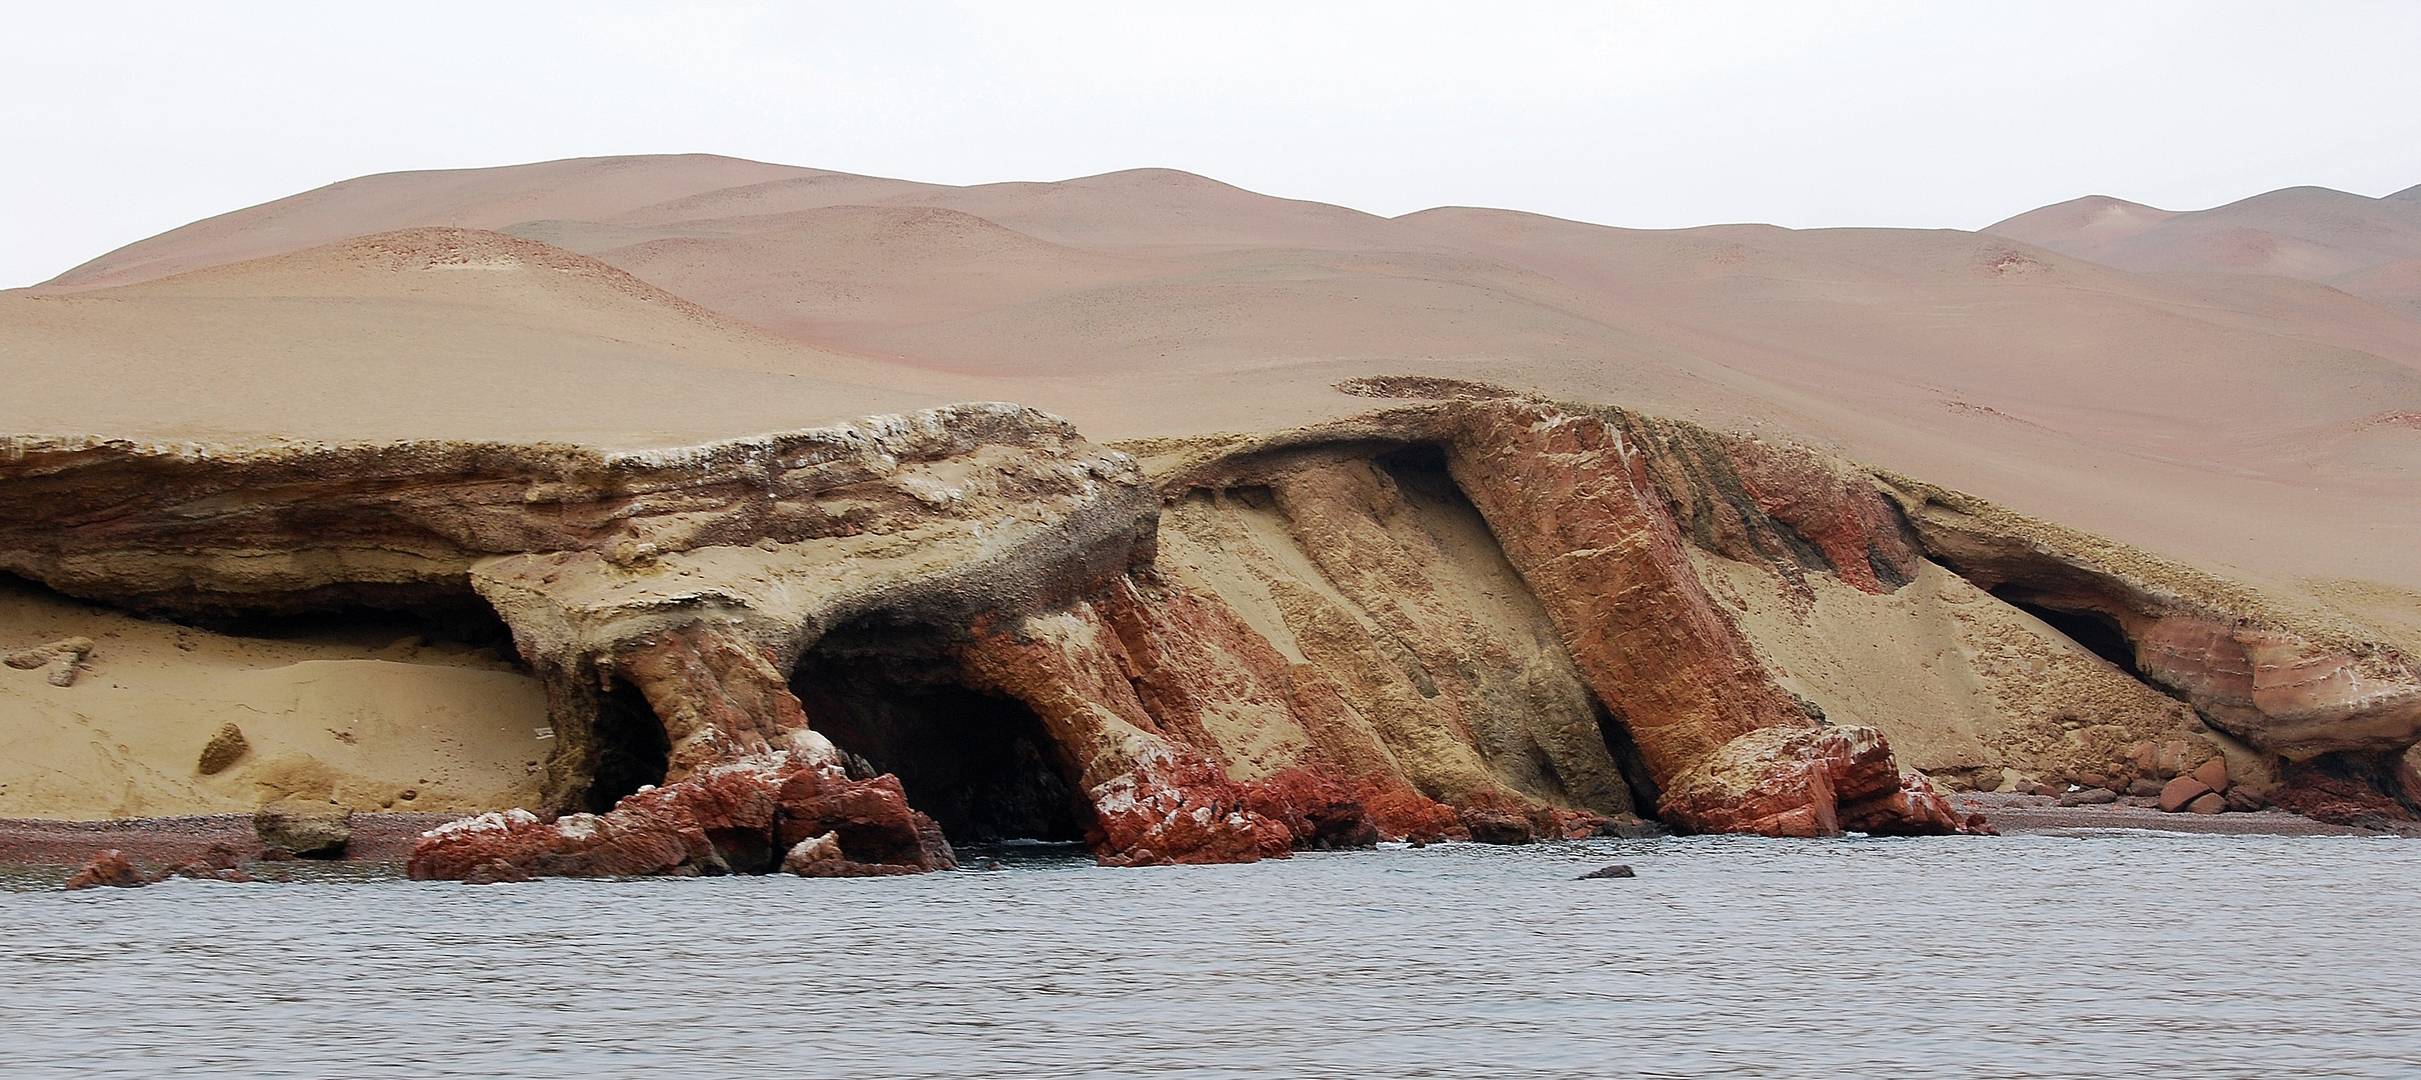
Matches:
[5,832,2418,1079]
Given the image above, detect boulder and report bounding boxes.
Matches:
[2157,777,2213,813]
[2186,792,2227,815]
[1577,863,1636,879]
[196,722,250,775]
[2224,787,2269,813]
[2126,778,2164,797]
[4,636,93,688]
[2057,787,2118,807]
[781,831,843,874]
[63,850,146,890]
[1458,809,1537,845]
[254,797,353,858]
[2191,756,2230,793]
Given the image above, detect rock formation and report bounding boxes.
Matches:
[252,797,353,858]
[1882,477,2421,822]
[11,387,2421,879]
[4,636,91,687]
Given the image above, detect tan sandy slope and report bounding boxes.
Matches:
[4,154,2418,819]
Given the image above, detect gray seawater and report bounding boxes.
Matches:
[5,832,2418,1079]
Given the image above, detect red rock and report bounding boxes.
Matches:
[157,842,252,883]
[462,861,533,886]
[1442,403,1977,837]
[780,831,842,874]
[1655,724,1980,836]
[1091,578,1448,845]
[1458,808,1536,845]
[2186,792,2227,814]
[957,606,1293,866]
[408,755,954,881]
[616,624,830,779]
[2192,756,2230,793]
[2272,753,2420,826]
[2158,776,2213,813]
[63,849,146,890]
[1236,766,1381,850]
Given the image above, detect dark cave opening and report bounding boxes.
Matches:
[1988,587,2149,681]
[586,676,671,814]
[1593,701,1665,817]
[0,571,524,664]
[1374,442,1457,501]
[791,617,1094,845]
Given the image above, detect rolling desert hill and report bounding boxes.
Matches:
[1988,184,2421,319]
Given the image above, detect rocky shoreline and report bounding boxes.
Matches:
[9,794,2406,891]
[1948,793,2393,837]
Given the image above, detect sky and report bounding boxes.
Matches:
[6,1,2421,287]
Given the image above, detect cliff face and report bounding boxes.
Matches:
[6,391,2414,877]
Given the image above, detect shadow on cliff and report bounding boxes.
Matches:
[791,615,1096,846]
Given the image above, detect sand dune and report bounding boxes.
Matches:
[3,226,957,444]
[1988,184,2421,317]
[37,154,840,293]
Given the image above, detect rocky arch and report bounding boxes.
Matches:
[790,614,1094,846]
[1886,476,2421,820]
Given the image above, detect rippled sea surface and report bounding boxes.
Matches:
[6,832,2420,1079]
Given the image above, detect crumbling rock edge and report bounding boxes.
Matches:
[8,391,2416,879]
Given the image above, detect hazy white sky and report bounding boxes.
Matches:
[6,1,2420,287]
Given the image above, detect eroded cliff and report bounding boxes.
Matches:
[5,389,2415,877]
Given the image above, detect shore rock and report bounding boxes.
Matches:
[63,849,145,890]
[781,831,843,874]
[4,636,93,687]
[2058,786,2119,807]
[253,797,353,858]
[407,755,955,881]
[2192,757,2230,793]
[2186,792,2227,815]
[2158,777,2214,813]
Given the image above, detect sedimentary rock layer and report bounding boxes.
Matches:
[20,390,2418,876]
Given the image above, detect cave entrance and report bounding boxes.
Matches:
[1987,588,2149,681]
[586,676,671,813]
[790,617,1094,846]
[1592,700,1664,816]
